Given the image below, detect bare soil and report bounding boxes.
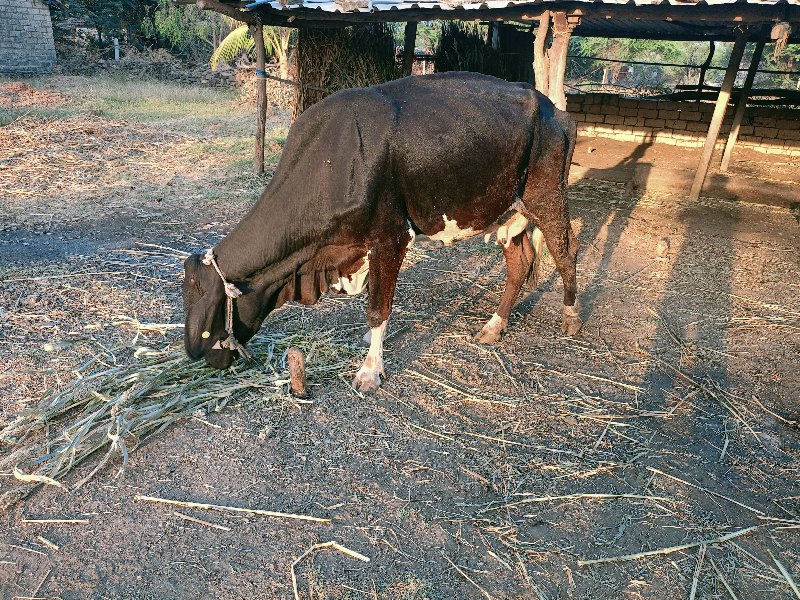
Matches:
[1,76,799,600]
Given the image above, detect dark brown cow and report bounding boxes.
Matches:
[183,72,581,392]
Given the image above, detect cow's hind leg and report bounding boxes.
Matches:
[476,231,534,344]
[352,231,411,393]
[536,212,582,336]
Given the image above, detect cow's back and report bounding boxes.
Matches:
[378,73,543,234]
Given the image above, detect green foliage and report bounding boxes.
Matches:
[209,25,294,75]
[568,37,714,92]
[210,25,257,70]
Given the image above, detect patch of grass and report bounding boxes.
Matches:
[0,106,82,125]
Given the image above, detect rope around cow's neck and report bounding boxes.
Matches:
[202,248,253,361]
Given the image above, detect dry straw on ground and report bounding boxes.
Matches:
[0,326,359,511]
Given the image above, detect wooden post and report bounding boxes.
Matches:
[250,22,268,175]
[696,40,715,101]
[547,12,576,111]
[688,29,749,201]
[720,39,766,172]
[401,22,417,77]
[533,10,551,97]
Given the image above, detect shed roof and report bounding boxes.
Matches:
[242,0,800,40]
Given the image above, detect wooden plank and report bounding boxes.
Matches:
[688,29,750,201]
[720,39,766,172]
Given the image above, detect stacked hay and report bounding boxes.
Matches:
[293,24,400,119]
[435,22,521,82]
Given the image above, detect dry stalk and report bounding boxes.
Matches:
[173,510,232,531]
[291,541,370,600]
[134,495,330,523]
[442,553,494,600]
[768,549,800,599]
[647,466,765,515]
[708,554,742,600]
[578,525,758,567]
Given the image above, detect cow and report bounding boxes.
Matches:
[182,72,581,392]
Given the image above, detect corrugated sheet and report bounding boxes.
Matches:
[247,0,800,14]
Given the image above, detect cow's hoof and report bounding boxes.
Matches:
[476,314,508,344]
[352,367,383,393]
[475,326,503,344]
[562,306,583,336]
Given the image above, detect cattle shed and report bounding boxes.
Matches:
[194,0,799,203]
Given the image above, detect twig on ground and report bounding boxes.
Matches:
[688,544,706,600]
[577,525,758,566]
[173,511,232,531]
[708,554,741,600]
[647,466,765,515]
[768,549,800,599]
[134,495,330,523]
[291,542,370,600]
[443,553,494,600]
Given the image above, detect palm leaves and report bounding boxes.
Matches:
[210,24,292,78]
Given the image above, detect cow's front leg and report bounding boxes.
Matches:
[353,320,388,392]
[477,230,534,344]
[352,229,411,393]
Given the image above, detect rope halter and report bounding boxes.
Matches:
[202,248,252,361]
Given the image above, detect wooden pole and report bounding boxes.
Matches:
[547,12,576,111]
[401,22,417,77]
[533,10,550,97]
[696,40,715,101]
[688,29,749,201]
[250,22,268,175]
[720,39,766,172]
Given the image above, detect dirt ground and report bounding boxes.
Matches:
[1,76,799,600]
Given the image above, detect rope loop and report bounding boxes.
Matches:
[201,247,251,362]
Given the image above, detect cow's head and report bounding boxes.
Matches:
[182,254,258,369]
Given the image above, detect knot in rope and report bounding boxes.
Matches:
[202,248,252,362]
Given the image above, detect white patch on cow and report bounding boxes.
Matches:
[496,212,529,248]
[563,304,580,318]
[407,222,416,249]
[352,320,388,392]
[331,252,370,296]
[429,214,479,246]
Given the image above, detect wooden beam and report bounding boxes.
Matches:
[688,28,750,201]
[696,40,715,102]
[547,12,577,110]
[250,23,268,175]
[720,39,766,172]
[401,22,417,77]
[533,10,551,97]
[197,0,259,24]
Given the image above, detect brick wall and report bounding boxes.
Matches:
[566,93,800,158]
[0,0,57,74]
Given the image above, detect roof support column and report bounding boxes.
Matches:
[533,10,551,97]
[689,28,749,201]
[250,22,268,175]
[720,38,766,172]
[548,12,577,110]
[401,22,417,77]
